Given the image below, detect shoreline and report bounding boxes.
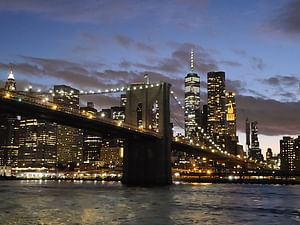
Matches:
[1,176,300,185]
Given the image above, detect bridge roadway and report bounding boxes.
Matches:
[0,91,259,168]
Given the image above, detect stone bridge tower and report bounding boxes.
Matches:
[122,82,172,185]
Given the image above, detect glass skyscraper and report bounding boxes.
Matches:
[184,49,200,138]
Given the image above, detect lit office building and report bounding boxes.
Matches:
[207,71,226,146]
[280,136,296,172]
[53,85,83,167]
[293,136,300,171]
[18,119,57,168]
[184,49,201,138]
[80,102,101,166]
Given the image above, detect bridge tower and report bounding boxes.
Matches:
[122,82,172,185]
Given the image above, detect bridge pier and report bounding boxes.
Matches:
[122,82,172,186]
[122,135,172,186]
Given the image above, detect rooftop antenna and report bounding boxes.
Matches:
[190,48,194,72]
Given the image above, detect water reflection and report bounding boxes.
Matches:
[0,181,300,225]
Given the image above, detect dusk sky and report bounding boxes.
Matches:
[0,0,300,154]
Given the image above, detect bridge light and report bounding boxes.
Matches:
[150,84,154,88]
[80,90,84,94]
[156,83,159,87]
[139,86,143,89]
[4,93,10,98]
[133,86,137,90]
[97,90,101,93]
[206,170,212,175]
[170,90,174,94]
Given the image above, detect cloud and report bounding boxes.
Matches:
[114,35,156,53]
[268,0,300,36]
[262,75,300,87]
[0,0,209,30]
[251,56,266,70]
[237,95,300,136]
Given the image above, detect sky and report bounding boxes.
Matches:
[0,0,300,155]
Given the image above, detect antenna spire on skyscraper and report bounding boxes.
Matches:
[190,48,194,72]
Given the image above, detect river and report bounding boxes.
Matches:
[0,180,300,225]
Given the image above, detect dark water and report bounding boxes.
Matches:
[0,180,300,225]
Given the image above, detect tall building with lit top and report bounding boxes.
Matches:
[4,68,16,91]
[53,85,83,167]
[184,49,201,138]
[226,91,237,140]
[207,71,226,145]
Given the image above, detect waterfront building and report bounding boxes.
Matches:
[207,71,226,146]
[280,136,296,172]
[184,49,201,138]
[53,85,83,167]
[80,102,101,167]
[17,119,57,168]
[294,136,300,171]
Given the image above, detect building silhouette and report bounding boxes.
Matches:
[248,121,263,161]
[184,49,201,138]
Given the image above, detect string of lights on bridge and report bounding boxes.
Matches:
[17,84,262,165]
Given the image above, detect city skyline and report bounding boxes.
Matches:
[0,0,300,154]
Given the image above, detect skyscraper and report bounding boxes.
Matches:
[280,136,295,172]
[226,91,237,140]
[184,49,201,138]
[245,118,250,153]
[53,85,83,168]
[248,121,263,161]
[4,68,16,91]
[207,71,226,146]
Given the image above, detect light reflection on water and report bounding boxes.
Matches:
[0,180,300,225]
